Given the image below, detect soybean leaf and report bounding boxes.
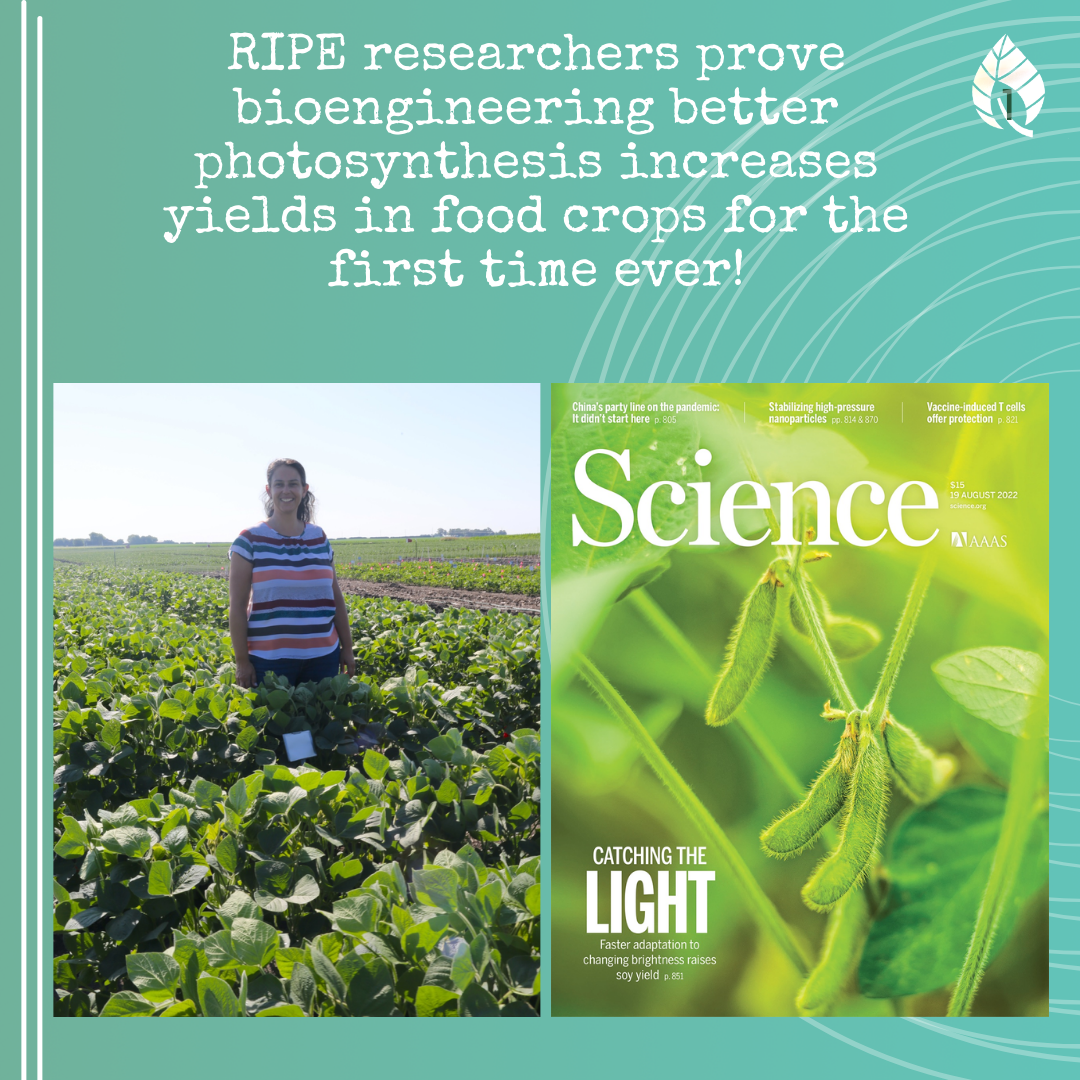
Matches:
[344,958,395,1016]
[197,975,241,1017]
[414,985,458,1017]
[507,955,540,995]
[402,915,450,961]
[215,835,240,875]
[252,890,288,914]
[458,981,501,1017]
[284,874,320,906]
[225,777,250,815]
[172,864,209,895]
[255,860,292,897]
[161,825,189,855]
[448,940,475,991]
[331,896,378,935]
[256,1004,305,1017]
[230,918,279,968]
[64,907,106,932]
[932,647,1045,735]
[202,930,237,970]
[425,735,457,762]
[105,909,140,942]
[100,827,152,859]
[190,779,223,809]
[310,948,346,1001]
[413,867,459,913]
[289,962,316,1015]
[160,999,198,1016]
[859,786,1049,998]
[125,952,180,1003]
[158,699,185,722]
[99,718,122,751]
[54,817,88,859]
[435,779,460,805]
[364,750,389,780]
[100,991,155,1017]
[147,861,173,897]
[525,884,541,917]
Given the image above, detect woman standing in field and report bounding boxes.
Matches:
[229,458,356,689]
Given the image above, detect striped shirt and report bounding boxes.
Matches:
[230,522,339,659]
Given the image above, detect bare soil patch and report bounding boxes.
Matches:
[337,578,540,617]
[200,569,539,616]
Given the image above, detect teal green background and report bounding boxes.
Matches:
[6,0,1080,1075]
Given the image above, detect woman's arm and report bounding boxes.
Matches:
[332,571,356,677]
[228,552,257,688]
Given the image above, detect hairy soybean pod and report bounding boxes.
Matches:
[796,886,871,1015]
[882,716,955,804]
[761,735,855,858]
[705,564,782,727]
[801,733,888,913]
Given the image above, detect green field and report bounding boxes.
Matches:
[54,533,541,577]
[53,566,541,1018]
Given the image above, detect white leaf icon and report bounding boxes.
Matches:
[972,35,1045,137]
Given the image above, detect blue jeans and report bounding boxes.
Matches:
[252,645,341,686]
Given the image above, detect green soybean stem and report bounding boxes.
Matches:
[865,552,936,730]
[946,688,1047,1017]
[575,651,812,977]
[720,402,853,710]
[627,589,804,802]
[787,565,858,713]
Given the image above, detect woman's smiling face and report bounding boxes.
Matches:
[267,465,308,518]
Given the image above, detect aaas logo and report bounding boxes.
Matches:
[972,35,1045,137]
[952,532,1008,549]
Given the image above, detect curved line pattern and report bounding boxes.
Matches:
[802,1019,974,1080]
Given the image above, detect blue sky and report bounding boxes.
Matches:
[53,383,540,543]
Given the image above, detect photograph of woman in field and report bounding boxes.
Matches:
[51,384,541,1019]
[229,458,355,689]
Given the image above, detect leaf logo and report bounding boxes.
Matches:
[972,35,1045,137]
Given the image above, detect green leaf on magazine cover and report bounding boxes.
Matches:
[859,787,1048,997]
[932,647,1045,734]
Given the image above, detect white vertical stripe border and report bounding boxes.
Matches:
[19,3,28,1079]
[36,13,44,1078]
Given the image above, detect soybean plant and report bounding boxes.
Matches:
[707,547,954,1013]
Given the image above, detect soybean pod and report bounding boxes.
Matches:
[882,715,956,804]
[796,885,871,1015]
[801,729,889,913]
[706,562,783,727]
[761,730,857,859]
